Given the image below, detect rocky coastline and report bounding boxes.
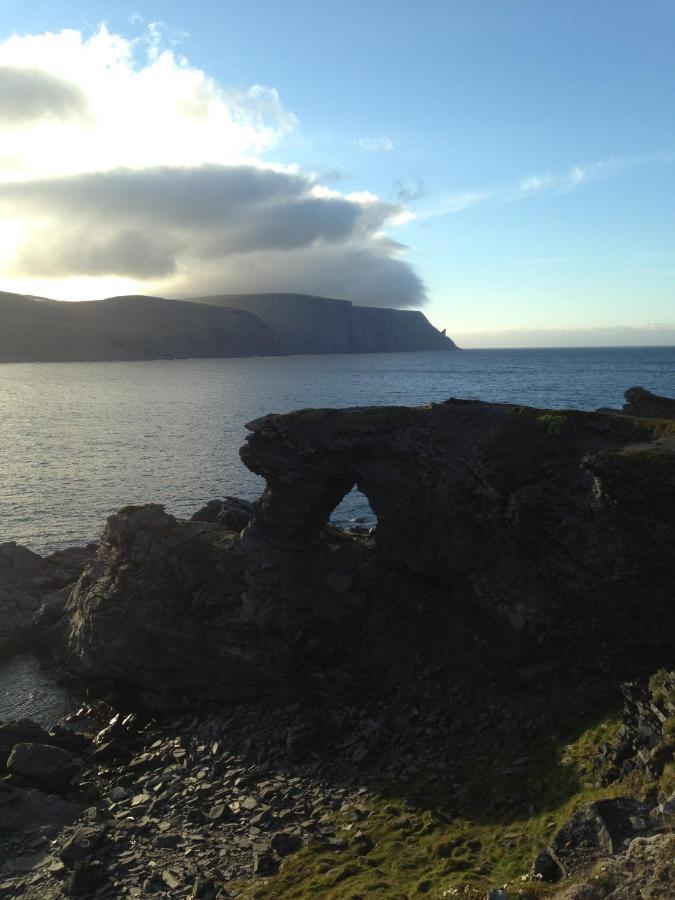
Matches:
[1,387,674,898]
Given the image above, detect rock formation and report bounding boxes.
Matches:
[0,542,96,659]
[62,395,675,709]
[622,385,675,419]
[241,397,675,660]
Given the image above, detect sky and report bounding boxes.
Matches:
[0,1,674,347]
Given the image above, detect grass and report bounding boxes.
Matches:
[228,683,639,899]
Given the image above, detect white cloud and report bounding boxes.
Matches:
[0,26,296,181]
[0,25,424,306]
[353,135,395,152]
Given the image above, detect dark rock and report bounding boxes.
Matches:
[548,797,651,875]
[0,720,50,767]
[270,830,302,857]
[65,393,675,708]
[253,850,279,876]
[64,859,105,895]
[622,386,675,419]
[191,496,256,531]
[59,825,107,865]
[7,742,80,792]
[0,540,96,658]
[531,850,562,882]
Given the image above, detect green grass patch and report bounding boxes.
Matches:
[231,687,634,899]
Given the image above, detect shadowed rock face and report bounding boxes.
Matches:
[241,399,675,647]
[64,395,675,706]
[622,386,675,419]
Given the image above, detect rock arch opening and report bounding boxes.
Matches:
[330,485,377,535]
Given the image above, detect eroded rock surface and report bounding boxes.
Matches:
[241,398,675,659]
[0,542,97,659]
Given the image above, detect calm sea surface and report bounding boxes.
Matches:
[1,347,674,555]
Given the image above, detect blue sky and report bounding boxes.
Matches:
[1,1,674,345]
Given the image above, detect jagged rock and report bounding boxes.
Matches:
[241,398,675,658]
[556,833,675,899]
[612,670,675,787]
[548,797,651,876]
[66,504,284,706]
[0,541,96,658]
[59,825,107,865]
[7,742,80,792]
[622,386,675,419]
[191,496,256,530]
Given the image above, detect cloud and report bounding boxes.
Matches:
[353,135,395,152]
[422,152,675,220]
[0,164,422,305]
[0,66,88,123]
[0,25,424,307]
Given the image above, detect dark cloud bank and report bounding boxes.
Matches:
[0,165,426,307]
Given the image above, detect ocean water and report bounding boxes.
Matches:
[1,347,674,555]
[0,655,76,727]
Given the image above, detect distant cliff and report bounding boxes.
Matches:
[188,292,457,354]
[0,290,456,363]
[0,292,281,362]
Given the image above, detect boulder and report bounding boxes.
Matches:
[0,719,50,767]
[7,742,80,792]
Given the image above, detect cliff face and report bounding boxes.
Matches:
[189,292,456,354]
[0,290,455,362]
[0,292,281,362]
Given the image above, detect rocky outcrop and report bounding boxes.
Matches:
[241,398,675,659]
[61,394,675,711]
[622,385,675,419]
[610,669,675,789]
[190,292,456,354]
[190,496,256,530]
[0,542,97,659]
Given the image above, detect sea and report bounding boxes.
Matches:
[1,346,674,555]
[1,346,674,723]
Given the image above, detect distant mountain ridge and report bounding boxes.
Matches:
[0,290,456,362]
